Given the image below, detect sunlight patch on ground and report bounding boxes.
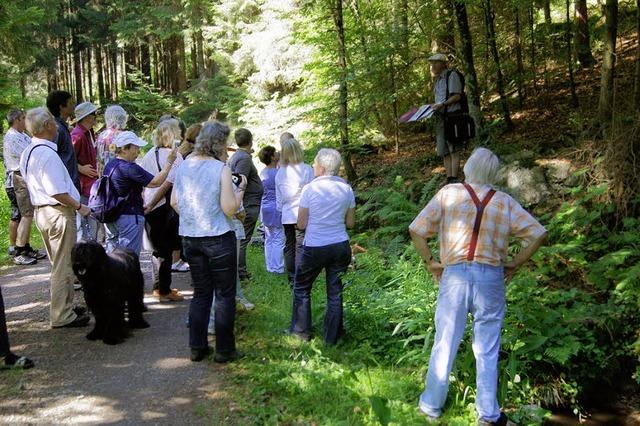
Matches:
[5,301,48,315]
[0,395,124,424]
[153,357,192,369]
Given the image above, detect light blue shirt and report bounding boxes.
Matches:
[174,157,234,237]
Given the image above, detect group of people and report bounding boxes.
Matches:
[1,54,548,425]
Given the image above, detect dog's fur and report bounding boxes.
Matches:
[71,241,149,344]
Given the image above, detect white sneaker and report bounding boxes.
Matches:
[237,297,255,311]
[171,260,190,272]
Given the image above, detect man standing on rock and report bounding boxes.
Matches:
[229,128,263,281]
[20,107,91,328]
[428,53,464,184]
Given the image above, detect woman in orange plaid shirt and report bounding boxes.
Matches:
[409,148,547,425]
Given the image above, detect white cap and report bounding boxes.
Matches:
[113,131,148,148]
[74,102,99,122]
[428,53,448,62]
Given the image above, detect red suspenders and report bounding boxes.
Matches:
[462,183,496,262]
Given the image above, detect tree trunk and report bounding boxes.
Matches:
[566,0,579,107]
[331,0,357,181]
[543,0,552,25]
[176,35,188,91]
[515,6,525,107]
[530,4,538,93]
[111,43,119,99]
[394,0,409,58]
[634,0,640,109]
[96,47,105,103]
[484,0,513,130]
[454,0,484,132]
[191,32,199,80]
[575,0,595,67]
[433,0,456,54]
[72,31,84,102]
[153,41,160,87]
[87,48,93,101]
[598,0,618,127]
[196,30,206,78]
[141,39,151,83]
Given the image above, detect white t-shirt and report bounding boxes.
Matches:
[140,147,183,211]
[275,162,314,224]
[19,138,80,206]
[299,175,355,247]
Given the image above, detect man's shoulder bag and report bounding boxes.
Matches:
[444,69,476,144]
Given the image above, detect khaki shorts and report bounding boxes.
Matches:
[12,172,34,218]
[436,117,467,157]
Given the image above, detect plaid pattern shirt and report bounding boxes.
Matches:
[409,183,546,266]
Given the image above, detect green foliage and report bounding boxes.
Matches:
[181,72,245,125]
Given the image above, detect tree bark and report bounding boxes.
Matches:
[634,0,640,109]
[566,0,579,107]
[196,30,206,78]
[141,39,151,83]
[454,0,484,131]
[331,0,357,181]
[484,0,513,130]
[87,48,93,101]
[530,4,538,93]
[598,0,618,127]
[515,6,525,107]
[176,35,188,91]
[95,47,105,103]
[575,0,595,67]
[543,0,552,25]
[72,31,83,102]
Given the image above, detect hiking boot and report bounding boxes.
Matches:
[13,254,37,266]
[53,313,90,328]
[23,246,47,260]
[478,412,513,426]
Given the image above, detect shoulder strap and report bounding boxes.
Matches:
[154,147,162,173]
[24,144,56,176]
[444,70,452,115]
[462,183,497,261]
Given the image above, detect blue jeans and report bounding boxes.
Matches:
[183,232,237,354]
[290,241,351,345]
[105,214,145,255]
[419,262,505,422]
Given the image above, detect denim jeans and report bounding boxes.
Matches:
[105,214,145,255]
[291,241,351,345]
[418,262,505,423]
[183,232,237,354]
[78,195,98,241]
[283,224,305,284]
[238,204,260,277]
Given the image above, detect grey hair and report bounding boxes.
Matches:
[152,118,181,148]
[6,109,24,126]
[104,105,128,130]
[193,121,230,159]
[463,147,500,185]
[314,148,342,176]
[25,107,55,136]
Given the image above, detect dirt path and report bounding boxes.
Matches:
[0,253,237,425]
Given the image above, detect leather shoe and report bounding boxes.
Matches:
[73,306,87,316]
[190,346,213,362]
[214,350,244,363]
[54,313,90,328]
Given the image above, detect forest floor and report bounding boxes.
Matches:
[0,252,242,425]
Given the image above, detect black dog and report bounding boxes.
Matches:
[71,241,150,344]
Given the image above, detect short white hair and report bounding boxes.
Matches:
[314,148,342,176]
[25,107,55,136]
[463,148,500,185]
[104,105,128,130]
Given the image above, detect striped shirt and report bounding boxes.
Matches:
[409,183,546,266]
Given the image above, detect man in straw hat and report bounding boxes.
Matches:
[428,53,464,184]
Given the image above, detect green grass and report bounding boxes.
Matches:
[227,246,478,425]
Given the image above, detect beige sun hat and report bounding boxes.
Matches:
[113,131,148,148]
[427,53,448,62]
[73,102,99,123]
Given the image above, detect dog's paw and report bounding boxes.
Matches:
[129,319,150,329]
[102,337,121,345]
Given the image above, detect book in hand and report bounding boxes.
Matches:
[399,104,435,123]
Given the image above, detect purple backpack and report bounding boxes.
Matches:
[88,165,129,223]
